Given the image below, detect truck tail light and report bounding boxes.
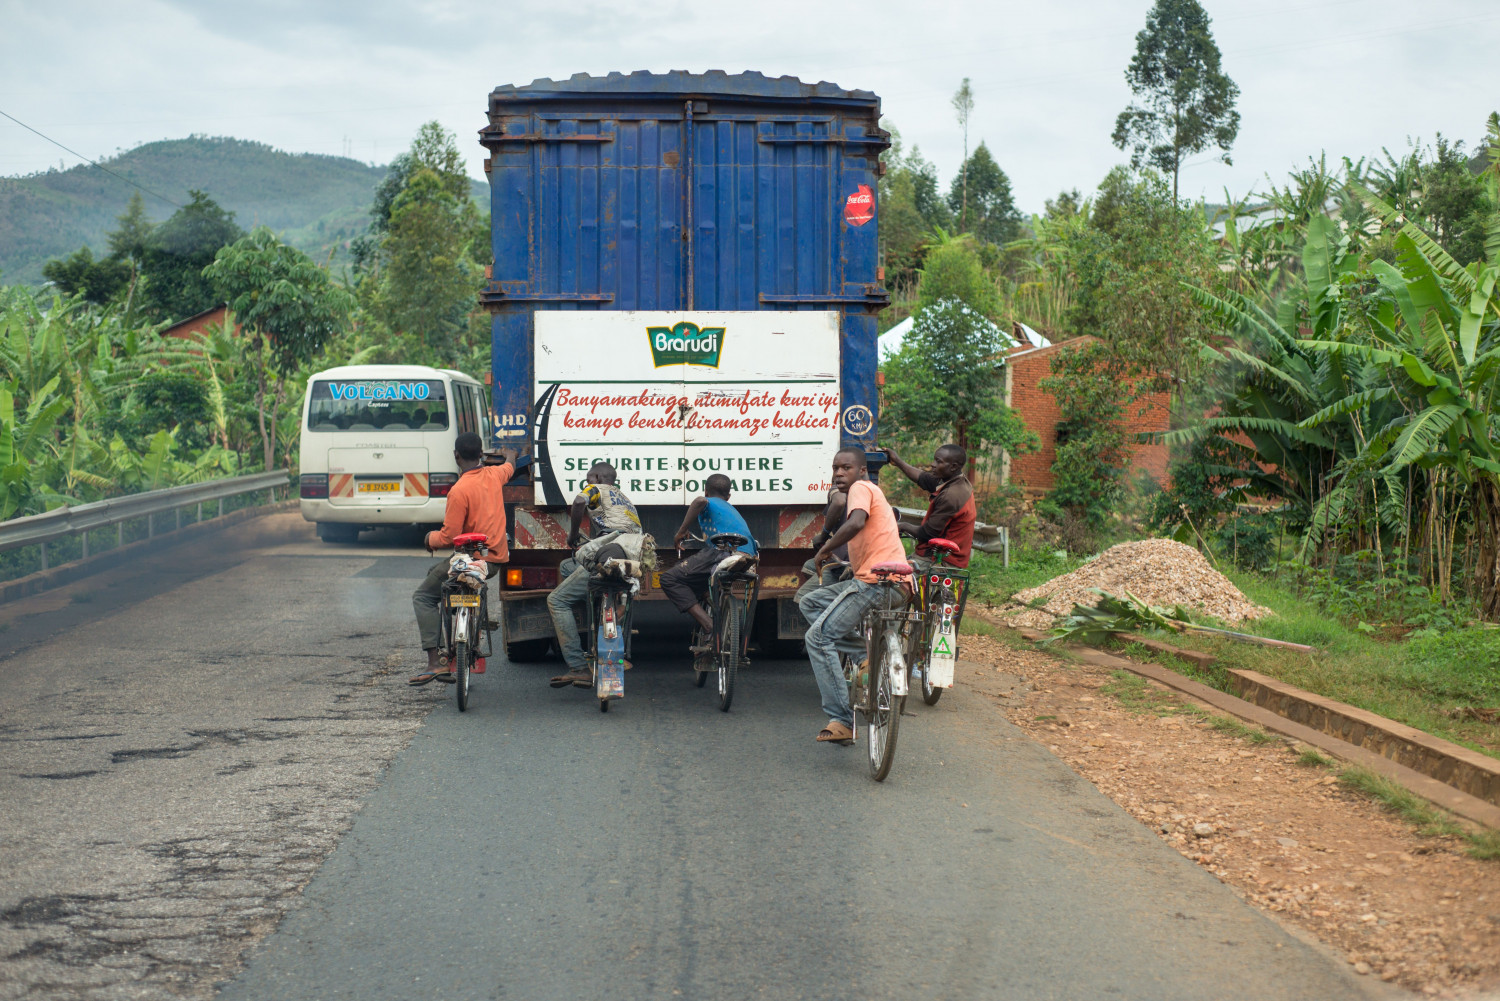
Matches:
[300,474,328,499]
[503,567,558,589]
[429,473,458,497]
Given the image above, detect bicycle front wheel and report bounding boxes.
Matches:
[715,589,742,713]
[454,639,471,712]
[866,628,901,781]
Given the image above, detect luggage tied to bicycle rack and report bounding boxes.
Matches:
[576,530,657,576]
[712,552,758,579]
[448,552,489,590]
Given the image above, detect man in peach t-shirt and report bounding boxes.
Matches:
[797,447,910,744]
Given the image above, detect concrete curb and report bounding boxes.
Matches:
[0,501,301,605]
[978,614,1500,831]
[1229,669,1500,809]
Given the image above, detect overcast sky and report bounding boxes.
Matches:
[3,0,1498,213]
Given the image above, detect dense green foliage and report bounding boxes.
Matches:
[1036,342,1132,538]
[879,237,1036,483]
[352,124,490,371]
[203,228,358,469]
[1167,115,1500,618]
[0,123,489,529]
[140,190,245,322]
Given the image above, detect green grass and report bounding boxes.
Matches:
[1336,766,1500,860]
[1207,714,1282,744]
[1108,566,1500,760]
[1098,669,1282,744]
[1297,748,1334,767]
[965,548,1089,608]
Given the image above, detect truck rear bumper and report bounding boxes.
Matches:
[300,498,446,525]
[497,547,813,643]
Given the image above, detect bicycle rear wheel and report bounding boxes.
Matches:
[866,628,900,781]
[454,639,471,712]
[715,588,742,713]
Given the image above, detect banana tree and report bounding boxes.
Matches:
[0,379,73,519]
[1297,157,1500,614]
[1171,211,1408,544]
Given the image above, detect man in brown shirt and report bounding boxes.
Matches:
[409,432,515,685]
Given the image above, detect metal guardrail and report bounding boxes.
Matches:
[0,471,289,570]
[894,506,1010,566]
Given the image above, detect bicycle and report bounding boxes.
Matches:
[906,538,970,707]
[585,554,640,713]
[438,533,496,713]
[833,559,919,782]
[688,533,760,712]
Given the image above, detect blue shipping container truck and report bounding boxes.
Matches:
[482,71,889,660]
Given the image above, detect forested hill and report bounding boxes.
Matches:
[0,136,486,284]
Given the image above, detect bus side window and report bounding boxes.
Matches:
[455,385,476,435]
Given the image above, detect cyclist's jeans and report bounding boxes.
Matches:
[798,578,902,728]
[794,558,846,607]
[547,558,590,672]
[414,560,497,651]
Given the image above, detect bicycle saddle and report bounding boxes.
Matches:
[710,533,749,550]
[921,538,962,555]
[872,561,914,576]
[453,532,489,546]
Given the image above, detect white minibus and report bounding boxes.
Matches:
[298,364,489,542]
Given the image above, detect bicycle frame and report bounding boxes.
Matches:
[843,586,919,733]
[586,575,635,706]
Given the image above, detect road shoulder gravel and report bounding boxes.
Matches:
[963,632,1500,999]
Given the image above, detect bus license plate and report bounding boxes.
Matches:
[448,594,481,607]
[357,481,401,494]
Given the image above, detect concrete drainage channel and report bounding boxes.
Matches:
[983,615,1500,831]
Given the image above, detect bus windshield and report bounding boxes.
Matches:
[306,379,449,431]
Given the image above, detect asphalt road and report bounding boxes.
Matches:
[0,516,1392,1001]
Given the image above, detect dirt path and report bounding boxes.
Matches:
[961,632,1500,999]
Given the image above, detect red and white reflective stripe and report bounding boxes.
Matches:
[778,508,822,548]
[330,474,355,498]
[404,473,429,497]
[513,509,570,549]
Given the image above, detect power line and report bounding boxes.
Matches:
[0,107,182,209]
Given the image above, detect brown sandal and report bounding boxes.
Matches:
[816,720,854,744]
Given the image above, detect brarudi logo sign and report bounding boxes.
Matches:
[647,322,725,368]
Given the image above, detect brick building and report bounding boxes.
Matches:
[161,305,235,342]
[1002,336,1171,496]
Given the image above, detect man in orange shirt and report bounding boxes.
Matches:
[408,432,515,686]
[797,447,910,743]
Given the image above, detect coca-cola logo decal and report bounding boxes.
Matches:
[844,184,874,227]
